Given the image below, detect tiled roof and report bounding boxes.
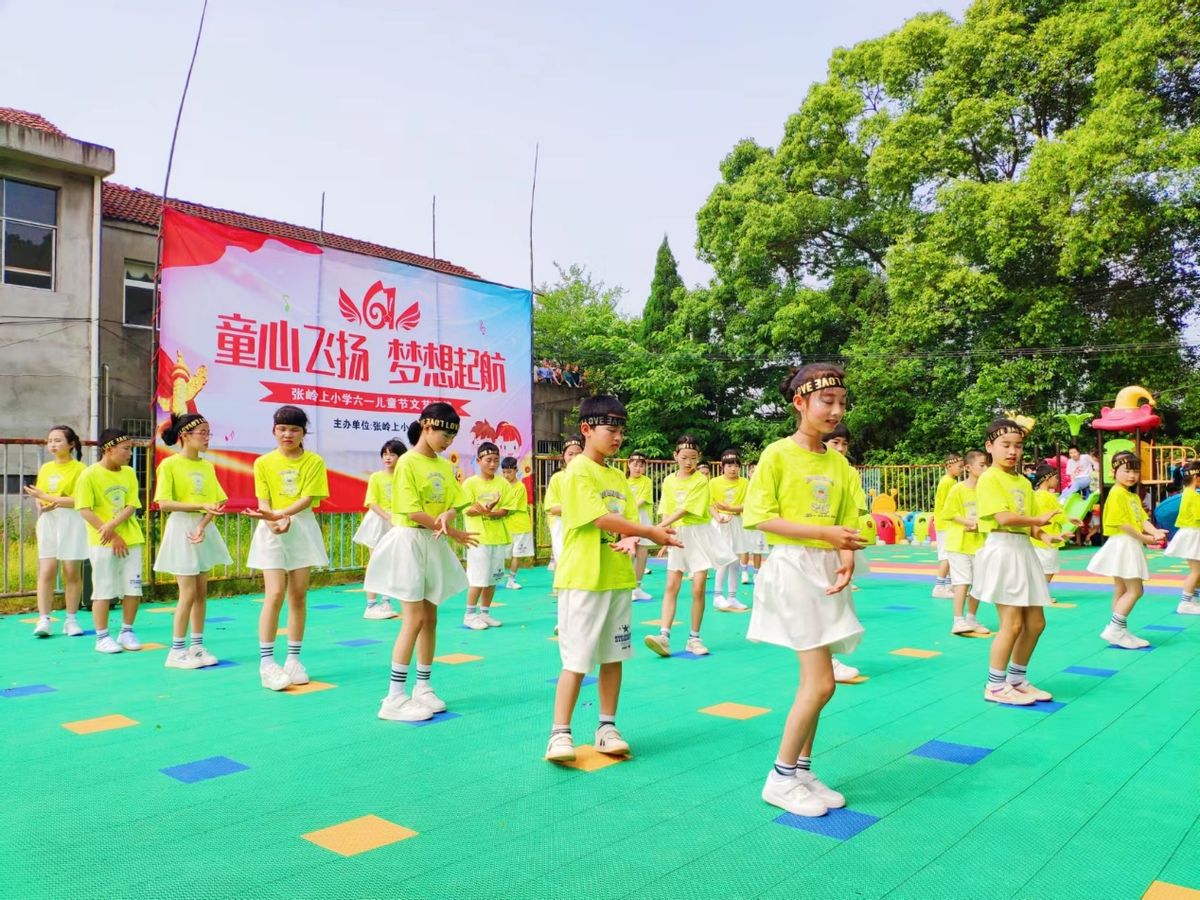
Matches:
[101,182,479,279]
[0,107,69,138]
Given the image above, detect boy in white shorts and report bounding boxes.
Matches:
[74,429,144,654]
[545,395,680,763]
[500,457,533,588]
[462,442,514,629]
[944,450,991,636]
[931,453,964,598]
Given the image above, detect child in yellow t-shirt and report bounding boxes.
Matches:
[1165,460,1200,614]
[462,442,516,629]
[626,451,656,601]
[23,425,87,638]
[823,423,868,682]
[152,412,234,669]
[365,402,476,722]
[1030,465,1083,598]
[543,435,583,581]
[75,428,145,655]
[943,450,990,637]
[746,364,866,820]
[354,439,405,620]
[545,395,680,763]
[1087,452,1167,648]
[501,457,533,589]
[244,406,330,691]
[710,450,750,611]
[931,453,964,598]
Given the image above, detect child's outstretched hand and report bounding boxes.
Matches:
[827,561,853,595]
[824,526,866,551]
[449,528,479,548]
[610,536,639,556]
[648,525,682,548]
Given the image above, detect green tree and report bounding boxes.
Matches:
[640,236,685,346]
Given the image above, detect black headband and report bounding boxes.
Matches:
[563,438,583,449]
[794,375,845,396]
[421,418,459,434]
[721,455,739,464]
[677,442,701,452]
[102,434,130,451]
[628,452,647,461]
[581,414,627,427]
[179,417,208,434]
[1113,453,1140,472]
[987,424,1024,443]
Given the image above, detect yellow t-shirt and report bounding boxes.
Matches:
[852,476,868,515]
[543,469,567,519]
[658,471,710,526]
[1177,488,1200,530]
[75,463,144,546]
[976,467,1034,536]
[627,474,654,515]
[364,470,393,513]
[933,473,959,529]
[1102,484,1148,536]
[35,459,86,510]
[504,478,532,534]
[463,474,514,545]
[553,454,636,591]
[743,439,859,548]
[253,450,329,511]
[709,475,749,515]
[1031,488,1069,549]
[391,451,468,528]
[943,482,984,555]
[154,454,227,507]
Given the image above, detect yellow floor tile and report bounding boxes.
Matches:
[1144,881,1200,900]
[699,702,771,720]
[302,814,417,856]
[283,681,336,695]
[890,648,942,659]
[62,714,139,735]
[433,653,483,665]
[552,744,631,772]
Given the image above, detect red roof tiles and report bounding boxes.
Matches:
[0,107,69,138]
[102,182,477,279]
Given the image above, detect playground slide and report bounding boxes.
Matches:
[1062,493,1099,532]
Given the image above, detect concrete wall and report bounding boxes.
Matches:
[534,381,584,450]
[99,220,157,432]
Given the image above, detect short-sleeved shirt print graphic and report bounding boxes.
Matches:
[390,451,468,528]
[976,467,1034,535]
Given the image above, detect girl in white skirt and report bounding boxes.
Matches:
[153,413,233,669]
[710,450,750,612]
[746,363,866,819]
[1029,465,1083,599]
[244,406,330,691]
[644,434,737,658]
[1166,460,1200,614]
[543,435,583,581]
[824,424,872,680]
[974,420,1063,706]
[354,439,405,620]
[23,425,88,638]
[366,403,477,722]
[626,451,656,601]
[741,461,768,579]
[1088,452,1167,648]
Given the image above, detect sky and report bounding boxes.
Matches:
[1,0,972,313]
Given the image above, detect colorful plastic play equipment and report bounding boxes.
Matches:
[902,510,918,541]
[1091,386,1161,433]
[858,513,878,545]
[913,511,932,543]
[872,512,898,545]
[1155,492,1182,539]
[1062,492,1100,534]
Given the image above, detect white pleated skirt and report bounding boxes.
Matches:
[1165,527,1200,562]
[1087,533,1150,580]
[712,516,750,556]
[352,512,392,549]
[549,517,564,563]
[363,526,468,605]
[35,507,88,561]
[153,511,233,576]
[246,509,329,572]
[747,545,863,653]
[972,532,1051,607]
[637,508,655,547]
[743,525,768,555]
[666,522,738,574]
[854,548,870,574]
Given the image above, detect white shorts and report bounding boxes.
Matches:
[935,530,948,561]
[549,518,564,563]
[511,532,534,558]
[1034,546,1060,575]
[972,532,1051,607]
[1087,533,1150,581]
[246,509,329,572]
[89,544,144,601]
[557,588,633,673]
[854,548,870,575]
[152,511,233,576]
[1165,527,1200,562]
[743,526,768,556]
[363,526,467,605]
[467,543,508,587]
[352,512,392,550]
[712,516,749,556]
[637,508,655,547]
[666,522,738,574]
[946,551,974,587]
[35,508,88,561]
[747,545,863,654]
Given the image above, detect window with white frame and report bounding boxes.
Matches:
[123,260,155,328]
[1,179,57,290]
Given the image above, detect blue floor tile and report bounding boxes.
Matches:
[910,739,993,765]
[406,711,461,728]
[1,684,56,698]
[775,807,879,840]
[337,638,383,647]
[161,756,249,784]
[1063,665,1117,678]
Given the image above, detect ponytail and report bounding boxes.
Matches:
[49,425,82,460]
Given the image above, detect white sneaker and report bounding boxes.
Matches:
[117,630,142,651]
[545,731,576,761]
[412,683,446,713]
[283,657,309,685]
[378,693,433,722]
[189,644,219,667]
[951,618,973,635]
[33,617,51,638]
[95,635,123,654]
[505,578,523,590]
[464,613,488,630]
[725,597,748,611]
[260,662,291,691]
[378,599,399,617]
[832,658,860,682]
[741,570,750,585]
[685,636,710,656]
[931,585,954,599]
[478,610,503,627]
[1101,624,1145,649]
[595,724,630,755]
[713,594,729,610]
[1177,600,1200,615]
[63,617,83,637]
[795,771,846,809]
[165,649,204,670]
[1128,632,1151,648]
[761,773,828,817]
[644,633,671,657]
[363,604,393,620]
[631,588,652,601]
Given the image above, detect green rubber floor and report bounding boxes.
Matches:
[3,544,1199,900]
